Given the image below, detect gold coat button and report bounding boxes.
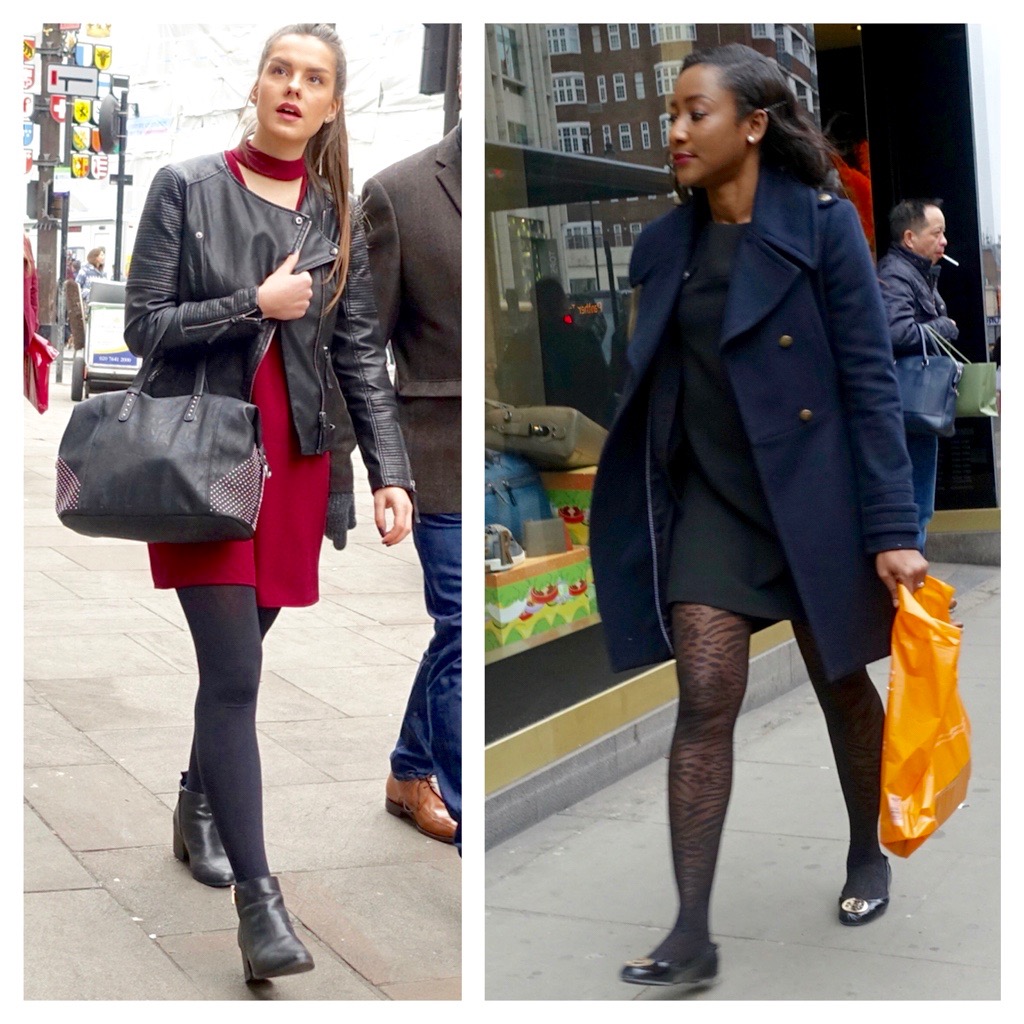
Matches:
[799,408,813,422]
[779,334,794,348]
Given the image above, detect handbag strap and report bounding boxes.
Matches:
[117,352,207,423]
[923,323,971,364]
[913,323,933,363]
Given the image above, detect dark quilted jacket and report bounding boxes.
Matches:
[124,152,413,494]
[876,244,959,357]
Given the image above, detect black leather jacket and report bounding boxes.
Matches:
[124,152,413,494]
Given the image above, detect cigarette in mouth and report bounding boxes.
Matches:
[942,254,960,266]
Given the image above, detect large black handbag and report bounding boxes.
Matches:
[55,352,268,542]
[893,324,962,438]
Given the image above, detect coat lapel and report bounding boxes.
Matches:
[721,168,820,346]
[435,125,461,215]
[626,205,695,382]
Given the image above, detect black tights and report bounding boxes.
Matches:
[178,585,280,884]
[651,603,887,964]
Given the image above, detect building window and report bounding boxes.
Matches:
[613,73,627,101]
[569,278,598,294]
[557,121,592,154]
[608,24,622,50]
[628,23,640,48]
[553,73,587,105]
[564,221,603,250]
[495,26,522,82]
[640,120,651,149]
[775,25,791,54]
[634,71,646,100]
[630,222,643,245]
[660,112,672,147]
[793,79,813,114]
[602,124,613,152]
[650,24,696,45]
[655,61,683,96]
[507,121,528,145]
[597,74,607,103]
[751,24,773,39]
[548,25,581,55]
[618,123,633,151]
[792,33,808,63]
[613,223,623,247]
[591,25,602,53]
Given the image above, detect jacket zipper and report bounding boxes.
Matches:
[312,268,330,453]
[645,401,674,654]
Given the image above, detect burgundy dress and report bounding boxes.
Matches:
[147,152,330,607]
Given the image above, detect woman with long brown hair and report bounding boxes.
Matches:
[124,23,413,983]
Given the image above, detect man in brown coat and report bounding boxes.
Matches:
[361,122,462,851]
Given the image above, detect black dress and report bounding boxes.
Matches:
[662,222,803,625]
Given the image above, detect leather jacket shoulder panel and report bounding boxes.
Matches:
[125,159,264,360]
[123,155,413,489]
[329,198,413,490]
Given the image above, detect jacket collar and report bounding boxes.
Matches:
[892,242,941,283]
[627,167,824,377]
[746,165,821,268]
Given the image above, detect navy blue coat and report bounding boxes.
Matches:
[590,168,920,683]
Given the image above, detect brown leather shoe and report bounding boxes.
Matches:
[385,773,457,843]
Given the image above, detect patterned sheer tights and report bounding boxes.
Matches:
[650,603,888,965]
[178,585,280,884]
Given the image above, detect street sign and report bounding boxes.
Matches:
[75,43,94,68]
[23,94,33,118]
[24,64,36,90]
[94,46,112,70]
[23,122,34,147]
[24,36,35,61]
[73,99,94,124]
[25,150,33,175]
[50,96,66,123]
[91,154,109,179]
[47,64,100,98]
[72,153,90,178]
[72,125,90,151]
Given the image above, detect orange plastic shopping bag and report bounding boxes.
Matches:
[880,575,970,858]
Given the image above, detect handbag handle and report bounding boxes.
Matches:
[117,352,208,423]
[485,397,572,440]
[922,324,972,365]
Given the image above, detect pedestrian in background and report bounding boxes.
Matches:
[361,115,463,853]
[124,22,413,984]
[24,234,39,352]
[590,44,927,990]
[877,198,958,550]
[76,246,107,303]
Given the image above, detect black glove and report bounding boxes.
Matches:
[324,492,357,550]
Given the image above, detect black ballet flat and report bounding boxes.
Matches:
[838,858,891,926]
[620,943,719,987]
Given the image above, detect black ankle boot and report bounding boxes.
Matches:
[172,773,235,888]
[233,875,315,982]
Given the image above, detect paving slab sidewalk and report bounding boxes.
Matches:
[24,373,461,1001]
[486,565,999,1000]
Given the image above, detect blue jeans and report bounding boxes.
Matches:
[390,513,462,852]
[905,431,938,551]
